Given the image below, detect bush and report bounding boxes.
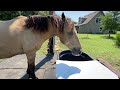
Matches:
[116,32,120,46]
[111,30,117,34]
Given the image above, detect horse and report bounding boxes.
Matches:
[0,13,82,79]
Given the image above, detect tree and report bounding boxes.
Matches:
[100,11,120,37]
[110,11,120,31]
[20,11,49,16]
[0,11,49,20]
[0,11,20,20]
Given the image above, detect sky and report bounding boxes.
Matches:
[55,11,106,22]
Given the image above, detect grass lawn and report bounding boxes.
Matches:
[36,34,120,71]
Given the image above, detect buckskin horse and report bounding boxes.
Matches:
[0,13,82,79]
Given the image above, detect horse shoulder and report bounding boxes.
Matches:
[21,30,42,54]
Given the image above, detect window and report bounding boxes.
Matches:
[95,17,101,24]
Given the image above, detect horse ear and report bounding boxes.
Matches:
[62,12,65,22]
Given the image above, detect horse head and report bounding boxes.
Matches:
[58,13,82,56]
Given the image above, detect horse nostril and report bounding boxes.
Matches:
[73,48,79,51]
[72,48,82,56]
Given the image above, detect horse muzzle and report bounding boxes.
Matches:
[71,48,82,56]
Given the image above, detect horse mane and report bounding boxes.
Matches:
[24,15,65,33]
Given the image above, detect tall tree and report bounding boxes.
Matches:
[100,11,120,37]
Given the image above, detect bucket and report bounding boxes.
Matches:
[58,50,93,61]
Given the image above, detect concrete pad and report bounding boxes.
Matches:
[21,69,46,79]
[0,54,54,69]
[44,69,56,79]
[35,69,46,79]
[0,69,26,79]
[0,55,27,68]
[0,69,46,79]
[45,62,56,69]
[0,54,56,79]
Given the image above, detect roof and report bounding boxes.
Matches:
[78,11,104,25]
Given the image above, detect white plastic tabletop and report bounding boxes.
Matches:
[56,60,119,79]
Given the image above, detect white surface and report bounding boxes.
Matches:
[56,60,119,79]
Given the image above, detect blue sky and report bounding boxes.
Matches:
[55,11,106,22]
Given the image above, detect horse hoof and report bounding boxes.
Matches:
[29,77,38,79]
[28,75,38,79]
[36,77,38,79]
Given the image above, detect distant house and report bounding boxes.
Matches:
[75,11,108,34]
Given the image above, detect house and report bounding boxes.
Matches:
[75,11,108,34]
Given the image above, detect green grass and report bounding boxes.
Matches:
[36,34,120,71]
[36,40,49,55]
[78,34,120,70]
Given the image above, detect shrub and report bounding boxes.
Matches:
[116,32,120,46]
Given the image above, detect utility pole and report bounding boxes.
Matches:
[47,11,55,55]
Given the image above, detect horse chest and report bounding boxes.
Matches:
[0,34,23,59]
[0,41,23,59]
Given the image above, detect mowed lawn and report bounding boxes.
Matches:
[36,34,120,71]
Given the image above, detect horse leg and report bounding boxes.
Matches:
[26,52,38,79]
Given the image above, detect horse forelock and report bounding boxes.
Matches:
[24,15,69,33]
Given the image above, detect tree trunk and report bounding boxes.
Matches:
[87,34,89,38]
[109,31,111,38]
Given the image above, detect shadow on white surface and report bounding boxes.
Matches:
[56,63,81,79]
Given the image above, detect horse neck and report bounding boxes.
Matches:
[40,27,57,42]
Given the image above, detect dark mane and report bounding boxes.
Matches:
[24,15,65,33]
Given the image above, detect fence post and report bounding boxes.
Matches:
[47,11,55,55]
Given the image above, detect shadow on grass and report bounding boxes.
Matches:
[80,37,90,39]
[114,43,120,48]
[79,36,90,39]
[100,35,116,40]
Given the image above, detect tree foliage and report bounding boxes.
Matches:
[100,11,120,37]
[0,11,49,20]
[0,11,20,20]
